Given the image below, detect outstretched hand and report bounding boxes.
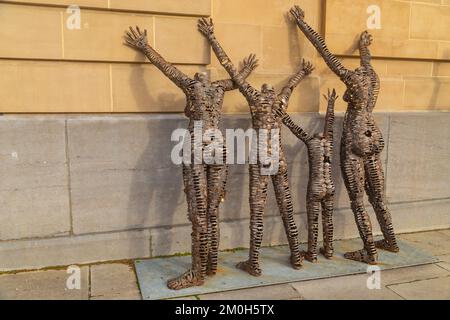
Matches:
[360,30,373,47]
[290,5,305,23]
[124,26,148,51]
[324,88,339,104]
[242,54,259,72]
[301,59,314,75]
[198,18,215,38]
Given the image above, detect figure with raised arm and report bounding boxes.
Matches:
[274,89,338,262]
[289,6,399,265]
[198,18,314,276]
[124,26,258,289]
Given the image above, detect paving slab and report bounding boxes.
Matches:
[387,276,450,300]
[198,283,301,300]
[135,238,438,300]
[436,254,450,272]
[290,274,402,300]
[399,230,450,256]
[90,263,141,300]
[0,267,89,300]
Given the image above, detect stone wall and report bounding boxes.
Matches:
[0,0,449,270]
[1,113,449,271]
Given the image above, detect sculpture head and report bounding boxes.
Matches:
[314,132,325,140]
[261,83,275,97]
[194,72,209,84]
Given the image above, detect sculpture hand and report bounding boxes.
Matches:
[360,30,373,47]
[290,5,305,23]
[242,54,259,72]
[324,88,339,104]
[198,17,215,39]
[124,26,149,51]
[301,59,315,75]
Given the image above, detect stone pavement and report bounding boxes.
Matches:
[0,230,449,300]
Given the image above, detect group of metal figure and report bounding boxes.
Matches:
[124,5,400,290]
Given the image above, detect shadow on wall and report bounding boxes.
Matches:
[127,63,187,257]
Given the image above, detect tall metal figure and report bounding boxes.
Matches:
[290,6,399,264]
[125,26,258,289]
[198,18,313,276]
[274,89,338,263]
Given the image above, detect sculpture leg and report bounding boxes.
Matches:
[167,164,208,290]
[236,164,269,276]
[272,170,303,269]
[303,195,320,263]
[341,152,378,264]
[206,163,228,276]
[364,155,399,253]
[320,195,334,259]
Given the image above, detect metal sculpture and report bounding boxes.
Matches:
[290,6,399,264]
[125,26,258,289]
[274,89,337,263]
[198,18,314,276]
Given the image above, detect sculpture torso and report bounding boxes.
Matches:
[185,81,226,132]
[342,71,384,157]
[307,137,335,199]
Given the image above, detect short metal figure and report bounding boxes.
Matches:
[275,89,338,262]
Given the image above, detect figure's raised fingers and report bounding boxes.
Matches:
[129,26,138,38]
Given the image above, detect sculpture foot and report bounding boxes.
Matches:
[167,269,204,290]
[236,260,261,277]
[375,239,400,253]
[344,249,378,265]
[290,253,303,269]
[319,247,334,259]
[206,267,217,277]
[301,251,318,263]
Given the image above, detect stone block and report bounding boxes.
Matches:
[67,115,189,234]
[0,60,111,113]
[386,113,450,202]
[0,230,150,272]
[0,117,70,240]
[0,4,62,60]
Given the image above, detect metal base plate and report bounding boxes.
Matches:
[135,238,439,300]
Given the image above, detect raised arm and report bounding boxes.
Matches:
[359,31,373,69]
[290,6,349,81]
[125,26,192,90]
[213,54,259,91]
[198,18,260,101]
[359,31,380,112]
[273,101,312,143]
[277,59,314,112]
[323,89,338,141]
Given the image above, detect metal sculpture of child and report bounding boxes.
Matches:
[274,89,338,263]
[198,18,314,276]
[290,6,399,265]
[124,26,258,289]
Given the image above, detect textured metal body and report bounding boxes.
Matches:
[290,6,399,264]
[275,90,337,262]
[198,18,313,276]
[125,26,257,289]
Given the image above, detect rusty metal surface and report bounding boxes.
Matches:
[198,18,314,277]
[290,6,399,264]
[135,238,438,300]
[124,26,258,290]
[275,89,338,263]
